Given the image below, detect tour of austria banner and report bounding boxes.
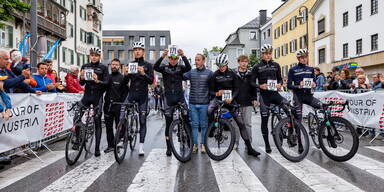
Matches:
[0,93,82,153]
[281,91,384,129]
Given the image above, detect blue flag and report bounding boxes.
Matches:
[18,33,31,57]
[43,38,61,60]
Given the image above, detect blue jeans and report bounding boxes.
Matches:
[189,104,208,145]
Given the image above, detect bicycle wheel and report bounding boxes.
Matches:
[273,117,310,162]
[129,115,139,150]
[83,117,95,154]
[114,119,129,164]
[65,126,84,165]
[307,112,320,148]
[205,119,235,161]
[318,117,359,162]
[169,119,193,162]
[271,113,281,130]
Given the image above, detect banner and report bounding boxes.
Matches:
[0,93,82,153]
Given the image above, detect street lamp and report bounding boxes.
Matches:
[297,6,309,50]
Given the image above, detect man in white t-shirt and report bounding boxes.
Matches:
[352,68,370,88]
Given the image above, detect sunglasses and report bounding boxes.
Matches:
[169,56,178,60]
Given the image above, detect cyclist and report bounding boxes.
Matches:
[250,44,287,154]
[103,58,129,153]
[287,49,327,150]
[154,84,164,111]
[154,48,191,156]
[208,53,260,157]
[123,42,154,156]
[79,47,109,157]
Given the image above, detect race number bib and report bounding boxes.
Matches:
[222,90,232,101]
[84,69,94,81]
[168,45,178,56]
[128,62,138,74]
[267,80,277,91]
[303,78,313,89]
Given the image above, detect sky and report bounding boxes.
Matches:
[102,0,282,57]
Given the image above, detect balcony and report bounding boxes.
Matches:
[13,0,68,40]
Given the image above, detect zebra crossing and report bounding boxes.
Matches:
[1,145,384,192]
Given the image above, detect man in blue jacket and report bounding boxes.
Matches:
[32,62,57,93]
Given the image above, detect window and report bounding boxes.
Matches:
[80,29,87,43]
[343,43,349,58]
[299,35,308,49]
[68,23,74,37]
[300,9,308,24]
[251,49,260,56]
[62,47,66,63]
[128,36,134,46]
[0,25,13,48]
[237,48,244,57]
[150,36,155,46]
[69,49,74,64]
[318,18,325,35]
[60,0,66,7]
[70,1,74,13]
[290,16,297,30]
[103,41,111,46]
[284,44,288,56]
[267,29,271,37]
[290,39,297,53]
[128,50,133,60]
[108,50,114,60]
[160,36,166,46]
[371,0,378,15]
[263,32,266,40]
[371,34,378,51]
[118,50,125,60]
[356,39,363,55]
[275,47,281,58]
[80,6,87,20]
[87,32,94,44]
[77,53,84,66]
[149,50,155,60]
[113,39,124,46]
[139,36,145,44]
[249,31,257,40]
[318,48,325,64]
[343,12,348,27]
[356,5,362,21]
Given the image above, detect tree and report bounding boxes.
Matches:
[249,53,261,69]
[0,0,30,28]
[202,46,224,57]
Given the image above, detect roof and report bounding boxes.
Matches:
[239,17,261,29]
[227,36,243,45]
[272,0,290,14]
[310,0,325,14]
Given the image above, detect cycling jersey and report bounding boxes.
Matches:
[287,63,315,95]
[250,59,283,91]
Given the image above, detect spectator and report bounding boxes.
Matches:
[9,49,21,72]
[282,77,289,92]
[52,70,65,92]
[44,59,56,83]
[32,62,57,93]
[314,67,325,91]
[352,68,370,88]
[371,73,382,90]
[65,65,84,93]
[0,49,41,94]
[340,69,353,88]
[0,76,12,120]
[355,74,371,90]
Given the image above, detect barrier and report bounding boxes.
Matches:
[0,93,82,154]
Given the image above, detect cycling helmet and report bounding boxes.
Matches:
[89,47,101,55]
[261,44,273,53]
[215,53,229,67]
[296,49,309,57]
[133,41,145,50]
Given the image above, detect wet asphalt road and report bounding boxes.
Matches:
[1,112,384,192]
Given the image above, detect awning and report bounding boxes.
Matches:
[337,62,359,70]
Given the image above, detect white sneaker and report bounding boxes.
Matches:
[138,143,145,156]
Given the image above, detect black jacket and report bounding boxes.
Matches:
[154,85,164,96]
[209,69,239,100]
[104,71,129,103]
[80,61,109,94]
[251,59,282,91]
[127,57,154,94]
[154,56,191,95]
[233,68,257,106]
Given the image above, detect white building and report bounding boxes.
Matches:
[312,0,384,75]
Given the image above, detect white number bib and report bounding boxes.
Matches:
[168,45,178,56]
[128,62,138,74]
[267,80,277,91]
[222,90,232,101]
[303,78,313,89]
[84,69,94,81]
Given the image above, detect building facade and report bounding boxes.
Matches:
[102,30,171,64]
[260,19,273,46]
[272,0,316,77]
[222,10,269,69]
[311,0,383,75]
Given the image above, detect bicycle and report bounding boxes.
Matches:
[65,102,96,165]
[204,100,237,161]
[168,102,193,162]
[307,101,359,162]
[270,104,286,131]
[267,101,310,162]
[113,102,139,164]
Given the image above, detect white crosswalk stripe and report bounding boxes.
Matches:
[41,152,115,192]
[0,151,65,190]
[365,146,384,154]
[262,147,363,192]
[210,152,268,192]
[127,148,179,192]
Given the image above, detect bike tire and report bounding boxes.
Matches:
[114,120,129,164]
[205,119,235,161]
[271,113,281,130]
[83,117,95,154]
[65,128,84,166]
[273,118,310,162]
[307,112,320,148]
[129,115,139,151]
[318,117,359,162]
[169,119,193,163]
